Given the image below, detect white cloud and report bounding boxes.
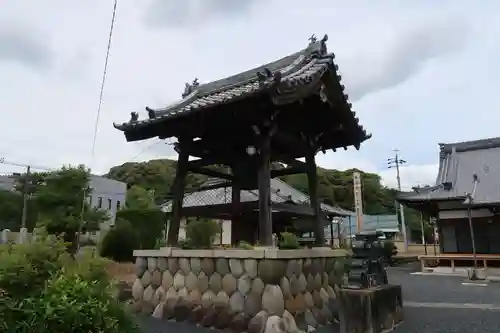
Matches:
[0,0,497,187]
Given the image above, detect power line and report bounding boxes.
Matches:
[129,141,162,161]
[0,158,52,171]
[90,0,118,166]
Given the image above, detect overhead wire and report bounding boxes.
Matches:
[90,0,119,168]
[128,139,176,162]
[128,141,162,161]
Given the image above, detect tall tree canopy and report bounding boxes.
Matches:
[0,166,109,248]
[34,165,109,237]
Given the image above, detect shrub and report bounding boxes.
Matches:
[33,273,138,333]
[116,208,164,249]
[279,232,300,249]
[155,236,167,249]
[237,241,254,250]
[100,219,140,262]
[184,219,221,249]
[0,233,139,333]
[0,232,68,298]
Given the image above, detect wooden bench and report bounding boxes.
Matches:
[419,254,500,272]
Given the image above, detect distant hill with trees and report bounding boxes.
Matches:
[105,159,432,240]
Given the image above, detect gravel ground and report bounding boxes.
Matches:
[393,307,500,333]
[387,266,500,305]
[138,265,500,332]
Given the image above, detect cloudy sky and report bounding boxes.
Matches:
[0,0,498,190]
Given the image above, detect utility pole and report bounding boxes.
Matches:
[388,149,408,252]
[0,158,41,233]
[21,165,31,229]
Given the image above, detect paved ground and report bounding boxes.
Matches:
[388,265,500,332]
[138,264,500,332]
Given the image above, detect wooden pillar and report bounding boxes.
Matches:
[306,151,324,245]
[230,176,241,245]
[166,143,189,246]
[257,133,273,246]
[231,178,241,217]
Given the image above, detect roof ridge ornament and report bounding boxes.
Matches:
[308,33,328,56]
[308,34,318,44]
[129,112,138,123]
[256,67,282,86]
[182,78,200,98]
[147,107,155,119]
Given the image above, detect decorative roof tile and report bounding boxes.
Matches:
[113,34,368,143]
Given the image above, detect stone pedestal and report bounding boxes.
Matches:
[338,284,403,333]
[130,247,347,332]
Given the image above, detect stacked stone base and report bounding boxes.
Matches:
[129,248,347,332]
[131,299,322,333]
[338,284,404,333]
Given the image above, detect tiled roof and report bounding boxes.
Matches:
[113,35,370,143]
[162,178,353,216]
[397,137,500,204]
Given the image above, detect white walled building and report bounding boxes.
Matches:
[88,175,127,226]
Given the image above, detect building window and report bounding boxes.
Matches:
[116,200,121,211]
[97,197,102,208]
[108,198,112,210]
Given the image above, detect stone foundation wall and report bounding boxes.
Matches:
[130,247,347,332]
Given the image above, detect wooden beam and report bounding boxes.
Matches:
[306,151,324,245]
[188,166,233,180]
[258,132,273,246]
[166,142,190,246]
[179,201,259,219]
[273,130,311,154]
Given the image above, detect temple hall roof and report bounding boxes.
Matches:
[113,34,371,149]
[162,178,353,217]
[397,137,500,205]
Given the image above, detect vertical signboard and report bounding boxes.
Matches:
[353,172,363,233]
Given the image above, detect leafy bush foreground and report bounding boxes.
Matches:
[0,230,139,333]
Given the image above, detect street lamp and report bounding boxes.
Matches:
[464,173,480,280]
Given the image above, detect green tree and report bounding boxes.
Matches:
[0,190,24,230]
[0,190,39,232]
[106,159,208,204]
[125,185,156,210]
[33,165,109,249]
